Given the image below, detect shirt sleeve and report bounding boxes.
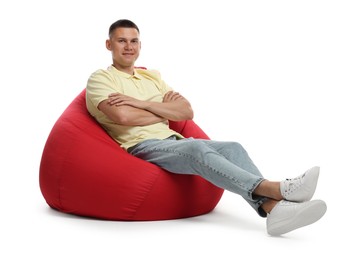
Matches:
[86,69,119,112]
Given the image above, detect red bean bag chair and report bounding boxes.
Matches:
[39,89,224,220]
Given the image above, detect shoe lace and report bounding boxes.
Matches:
[284,173,305,193]
[279,200,295,206]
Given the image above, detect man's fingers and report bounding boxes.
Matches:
[164,91,183,102]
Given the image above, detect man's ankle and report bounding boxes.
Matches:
[261,199,279,214]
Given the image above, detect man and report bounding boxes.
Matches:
[86,19,327,236]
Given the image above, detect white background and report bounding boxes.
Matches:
[1,0,361,259]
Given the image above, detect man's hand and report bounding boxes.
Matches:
[108,93,146,109]
[106,90,193,122]
[99,93,164,126]
[163,91,184,103]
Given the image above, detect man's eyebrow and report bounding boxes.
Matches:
[116,37,139,41]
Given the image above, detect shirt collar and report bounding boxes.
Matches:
[108,65,142,80]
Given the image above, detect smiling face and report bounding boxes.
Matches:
[106,27,141,75]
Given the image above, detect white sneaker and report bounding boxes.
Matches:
[280,166,320,202]
[267,199,327,236]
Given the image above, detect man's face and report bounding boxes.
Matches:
[106,27,141,69]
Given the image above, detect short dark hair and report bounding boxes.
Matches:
[109,19,140,37]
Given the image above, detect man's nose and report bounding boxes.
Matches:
[125,42,133,50]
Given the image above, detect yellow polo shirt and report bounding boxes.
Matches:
[86,65,184,150]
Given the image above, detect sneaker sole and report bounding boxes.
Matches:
[267,200,327,236]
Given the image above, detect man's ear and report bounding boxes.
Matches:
[105,39,112,51]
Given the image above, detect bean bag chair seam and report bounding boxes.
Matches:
[129,170,162,220]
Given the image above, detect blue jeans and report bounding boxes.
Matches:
[128,136,267,217]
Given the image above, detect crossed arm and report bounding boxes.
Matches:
[98,91,194,126]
